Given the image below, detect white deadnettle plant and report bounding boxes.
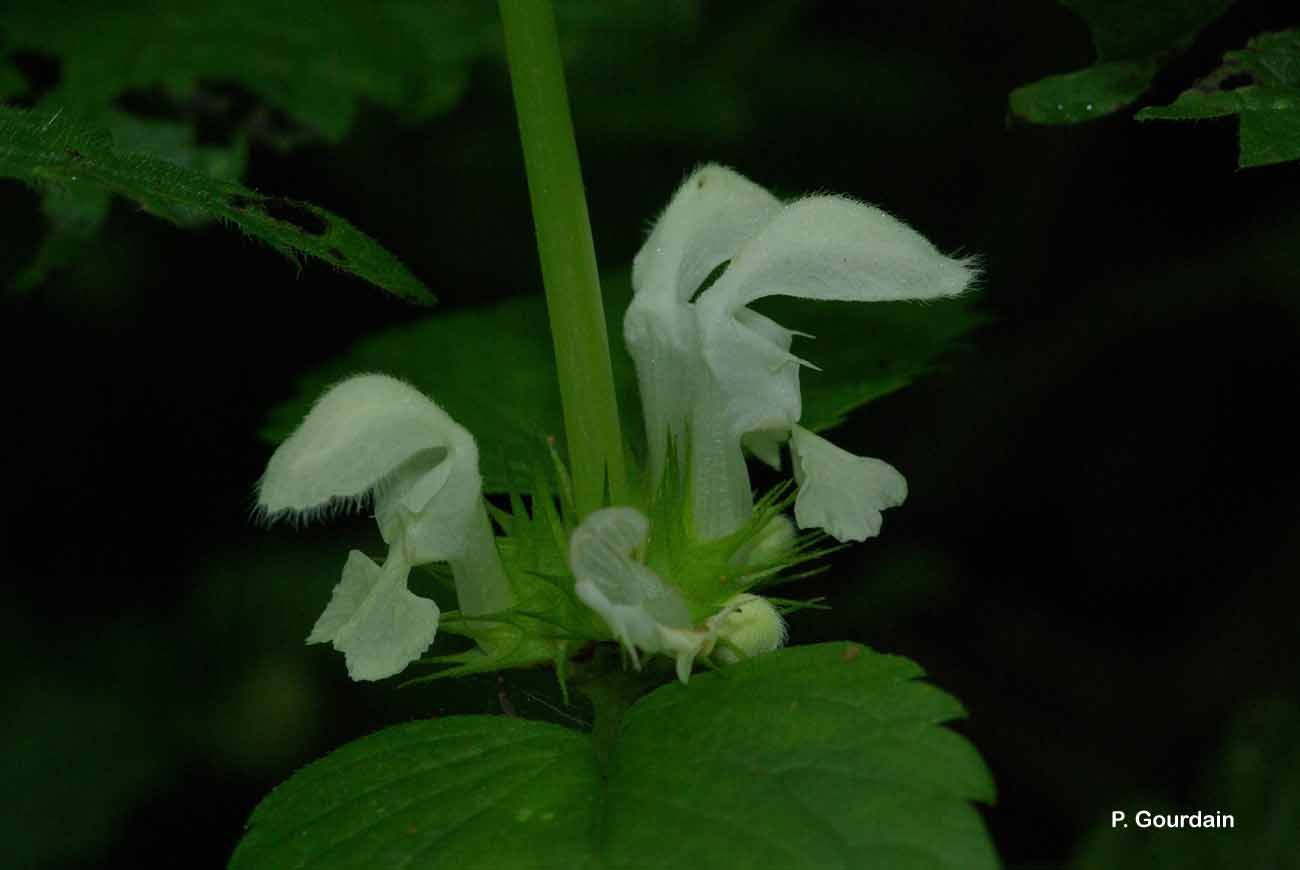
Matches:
[624,164,975,542]
[260,166,971,684]
[259,374,512,681]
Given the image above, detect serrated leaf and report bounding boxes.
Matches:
[229,715,600,870]
[604,642,998,869]
[1136,29,1300,168]
[12,112,249,291]
[230,643,998,870]
[0,106,433,302]
[1009,0,1232,125]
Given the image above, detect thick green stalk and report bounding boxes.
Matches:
[499,0,628,515]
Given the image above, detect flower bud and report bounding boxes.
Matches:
[712,593,787,664]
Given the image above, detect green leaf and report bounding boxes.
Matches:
[12,112,249,291]
[0,60,24,102]
[230,643,998,870]
[1008,59,1161,125]
[1008,0,1232,125]
[761,295,986,433]
[2,0,698,141]
[229,715,600,870]
[0,106,433,302]
[1071,698,1300,869]
[2,0,490,142]
[1137,29,1300,168]
[605,642,998,869]
[1059,0,1233,62]
[10,183,111,293]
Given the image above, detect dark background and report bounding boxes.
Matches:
[3,1,1298,867]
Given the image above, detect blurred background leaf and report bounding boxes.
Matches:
[765,295,986,433]
[1009,0,1233,124]
[1137,28,1300,168]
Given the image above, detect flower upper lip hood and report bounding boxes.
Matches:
[258,373,512,680]
[624,164,977,542]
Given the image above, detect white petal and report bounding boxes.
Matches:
[259,374,474,523]
[309,548,439,681]
[685,310,801,539]
[448,500,514,617]
[374,445,479,564]
[701,195,976,313]
[790,426,907,542]
[307,549,379,645]
[569,507,693,667]
[632,164,782,305]
[698,307,803,436]
[623,295,699,487]
[625,165,781,487]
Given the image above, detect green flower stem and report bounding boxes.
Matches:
[499,0,628,516]
[572,653,652,775]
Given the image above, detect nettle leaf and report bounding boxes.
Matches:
[762,294,985,433]
[1137,29,1300,168]
[0,106,433,303]
[1009,0,1232,125]
[229,715,600,870]
[604,642,998,869]
[12,112,249,292]
[230,643,998,870]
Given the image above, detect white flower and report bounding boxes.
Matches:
[259,374,512,681]
[625,164,975,542]
[569,506,753,683]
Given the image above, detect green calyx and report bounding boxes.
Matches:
[406,443,831,688]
